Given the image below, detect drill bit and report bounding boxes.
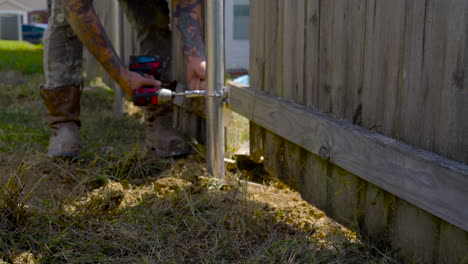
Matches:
[173,90,206,98]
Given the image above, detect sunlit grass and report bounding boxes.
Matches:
[0,40,43,51]
[0,40,43,74]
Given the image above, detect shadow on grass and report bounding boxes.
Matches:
[0,156,397,264]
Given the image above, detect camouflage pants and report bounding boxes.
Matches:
[43,0,172,89]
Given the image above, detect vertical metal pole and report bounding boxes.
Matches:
[206,0,225,179]
[18,14,23,41]
[113,1,123,118]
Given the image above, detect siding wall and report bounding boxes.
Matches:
[225,0,250,70]
[0,14,21,40]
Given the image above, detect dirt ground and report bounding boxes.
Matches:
[0,64,400,263]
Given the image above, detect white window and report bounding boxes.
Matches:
[233,4,249,41]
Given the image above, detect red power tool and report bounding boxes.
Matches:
[130,56,177,106]
[129,56,208,106]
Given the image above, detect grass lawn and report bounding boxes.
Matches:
[0,41,400,263]
[0,40,44,75]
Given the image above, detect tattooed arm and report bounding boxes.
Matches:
[63,0,160,96]
[173,0,206,90]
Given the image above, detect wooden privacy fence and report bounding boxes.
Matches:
[227,0,468,263]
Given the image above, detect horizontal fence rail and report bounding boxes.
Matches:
[228,81,468,232]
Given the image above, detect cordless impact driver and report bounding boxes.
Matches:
[129,56,205,106]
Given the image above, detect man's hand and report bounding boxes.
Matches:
[186,56,206,90]
[120,71,162,97]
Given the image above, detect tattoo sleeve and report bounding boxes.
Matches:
[63,0,127,89]
[173,0,206,59]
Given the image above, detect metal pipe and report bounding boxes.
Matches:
[113,1,123,118]
[205,0,225,179]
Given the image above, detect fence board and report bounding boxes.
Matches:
[304,0,320,108]
[438,221,468,264]
[302,151,328,209]
[249,0,265,92]
[420,0,468,163]
[262,0,277,96]
[281,141,305,190]
[275,0,285,97]
[228,82,468,232]
[399,0,427,148]
[391,200,440,263]
[249,121,265,163]
[319,0,366,121]
[263,131,284,179]
[316,0,332,113]
[363,182,392,245]
[327,165,362,223]
[282,0,305,102]
[362,0,406,136]
[318,0,338,114]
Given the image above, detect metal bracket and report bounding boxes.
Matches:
[221,86,230,104]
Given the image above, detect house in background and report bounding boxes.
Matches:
[0,0,47,41]
[225,0,249,74]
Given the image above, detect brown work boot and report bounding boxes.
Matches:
[145,103,191,158]
[41,85,81,158]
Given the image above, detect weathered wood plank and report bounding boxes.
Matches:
[282,0,305,103]
[245,0,265,135]
[363,182,393,246]
[316,0,332,113]
[171,15,186,83]
[295,0,305,104]
[249,0,265,92]
[391,200,440,263]
[275,0,285,97]
[326,164,362,224]
[302,151,328,209]
[262,0,278,97]
[173,105,206,144]
[304,0,320,108]
[399,0,427,150]
[362,0,406,136]
[228,82,468,231]
[318,0,366,122]
[437,221,468,264]
[282,0,294,99]
[249,121,265,164]
[420,0,468,164]
[263,131,284,179]
[281,141,304,190]
[341,1,366,124]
